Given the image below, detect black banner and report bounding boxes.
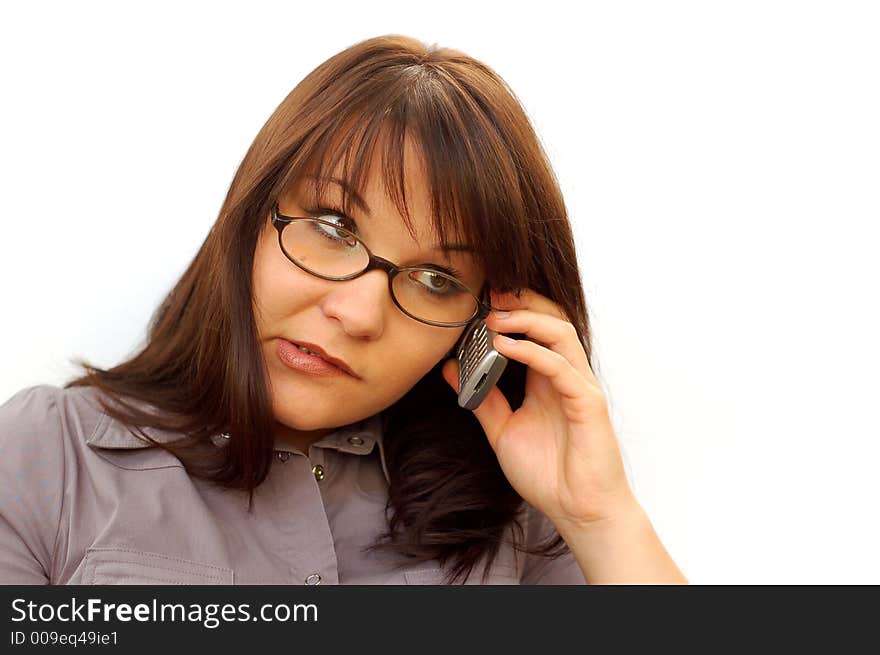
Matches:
[1,586,876,651]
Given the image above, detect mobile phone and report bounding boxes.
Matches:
[456,317,508,410]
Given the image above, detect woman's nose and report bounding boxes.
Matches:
[319,269,392,339]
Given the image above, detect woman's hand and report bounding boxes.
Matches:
[441,288,638,533]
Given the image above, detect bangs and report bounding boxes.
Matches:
[275,64,535,288]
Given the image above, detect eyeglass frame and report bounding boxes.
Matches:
[270,202,494,328]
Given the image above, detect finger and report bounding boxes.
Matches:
[492,334,591,405]
[490,288,568,322]
[441,357,512,451]
[485,308,593,382]
[489,289,600,387]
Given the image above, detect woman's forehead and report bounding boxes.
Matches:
[300,174,478,263]
[281,123,487,270]
[298,132,428,209]
[290,153,474,250]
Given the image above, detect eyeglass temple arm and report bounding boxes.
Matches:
[475,284,498,318]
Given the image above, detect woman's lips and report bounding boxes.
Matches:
[276,339,351,377]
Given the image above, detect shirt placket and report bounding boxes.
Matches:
[270,448,339,585]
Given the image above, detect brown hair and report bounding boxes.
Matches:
[66,34,597,584]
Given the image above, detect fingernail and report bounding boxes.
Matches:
[492,310,511,319]
[496,335,517,346]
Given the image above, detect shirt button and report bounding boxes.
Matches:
[311,464,325,481]
[348,435,364,446]
[276,451,291,463]
[304,573,322,585]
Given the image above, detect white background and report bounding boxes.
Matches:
[1,1,878,584]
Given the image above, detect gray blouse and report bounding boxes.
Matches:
[0,384,586,585]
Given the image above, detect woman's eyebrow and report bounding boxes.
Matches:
[435,243,476,253]
[306,174,476,252]
[306,175,371,216]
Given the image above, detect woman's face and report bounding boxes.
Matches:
[252,139,484,450]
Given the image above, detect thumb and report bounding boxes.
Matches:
[441,357,460,393]
[441,357,513,452]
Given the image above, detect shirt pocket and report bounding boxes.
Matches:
[80,548,234,585]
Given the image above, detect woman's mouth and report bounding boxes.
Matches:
[276,339,353,377]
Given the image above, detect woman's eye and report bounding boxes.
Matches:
[426,273,449,289]
[321,217,346,235]
[318,214,353,230]
[305,205,358,233]
[312,219,358,245]
[407,270,463,296]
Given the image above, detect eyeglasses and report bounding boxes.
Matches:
[270,203,491,327]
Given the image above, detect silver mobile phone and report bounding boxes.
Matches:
[456,317,508,410]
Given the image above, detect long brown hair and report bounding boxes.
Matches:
[67,34,597,584]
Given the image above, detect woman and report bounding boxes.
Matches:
[0,35,686,585]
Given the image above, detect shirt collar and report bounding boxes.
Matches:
[273,412,390,484]
[86,405,392,485]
